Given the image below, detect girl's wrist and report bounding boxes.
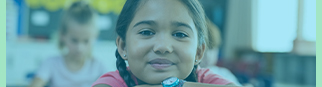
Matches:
[177,79,186,87]
[183,82,239,87]
[161,77,186,87]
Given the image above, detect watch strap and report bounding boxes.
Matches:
[178,79,186,87]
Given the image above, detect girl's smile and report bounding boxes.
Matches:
[148,58,175,70]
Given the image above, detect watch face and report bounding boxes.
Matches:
[163,77,178,85]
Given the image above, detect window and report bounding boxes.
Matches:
[302,0,316,42]
[252,0,298,52]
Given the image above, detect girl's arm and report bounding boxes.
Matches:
[29,77,46,87]
[183,82,239,87]
[93,84,112,87]
[135,82,240,87]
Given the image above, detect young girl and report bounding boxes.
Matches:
[29,1,109,87]
[93,0,237,87]
[200,18,242,86]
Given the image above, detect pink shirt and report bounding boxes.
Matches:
[92,67,232,87]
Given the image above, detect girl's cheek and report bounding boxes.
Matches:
[127,37,147,56]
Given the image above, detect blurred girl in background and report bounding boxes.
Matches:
[30,1,108,87]
[199,18,242,86]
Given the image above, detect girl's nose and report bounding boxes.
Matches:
[152,35,174,54]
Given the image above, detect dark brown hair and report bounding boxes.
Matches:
[115,0,207,87]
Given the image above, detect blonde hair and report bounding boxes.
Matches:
[206,18,221,49]
[58,1,95,49]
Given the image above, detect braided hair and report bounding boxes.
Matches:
[115,49,136,87]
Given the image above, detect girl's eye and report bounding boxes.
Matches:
[173,32,188,38]
[139,30,155,36]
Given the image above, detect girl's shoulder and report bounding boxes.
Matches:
[92,70,127,87]
[197,66,233,85]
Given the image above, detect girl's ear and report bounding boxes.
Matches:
[116,36,128,60]
[195,43,206,65]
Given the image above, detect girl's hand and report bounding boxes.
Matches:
[134,83,241,87]
[183,82,241,87]
[134,85,162,87]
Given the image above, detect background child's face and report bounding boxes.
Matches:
[62,20,97,59]
[123,0,201,84]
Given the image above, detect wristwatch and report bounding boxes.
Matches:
[161,77,186,87]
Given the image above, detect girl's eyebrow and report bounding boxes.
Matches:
[132,20,192,31]
[133,20,156,28]
[172,21,192,31]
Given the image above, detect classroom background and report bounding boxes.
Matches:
[6,0,316,87]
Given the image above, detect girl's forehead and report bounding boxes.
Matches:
[129,0,195,29]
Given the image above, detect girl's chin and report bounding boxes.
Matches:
[141,78,164,85]
[140,73,175,84]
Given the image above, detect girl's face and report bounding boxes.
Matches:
[117,0,205,84]
[62,20,97,59]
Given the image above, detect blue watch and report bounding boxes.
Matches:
[161,77,185,87]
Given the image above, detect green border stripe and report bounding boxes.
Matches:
[1,0,6,86]
[316,0,320,86]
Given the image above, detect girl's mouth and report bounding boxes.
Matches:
[148,59,175,69]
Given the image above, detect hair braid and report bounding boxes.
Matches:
[115,49,136,87]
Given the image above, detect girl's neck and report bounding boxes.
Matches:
[128,70,148,85]
[136,78,148,85]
